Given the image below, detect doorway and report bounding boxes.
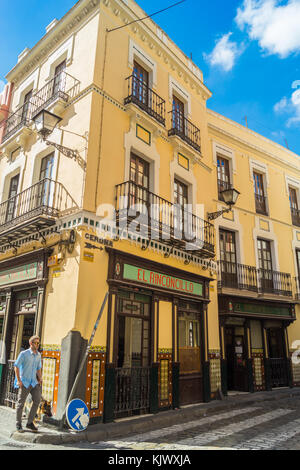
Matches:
[178,301,203,405]
[2,289,37,407]
[114,290,151,417]
[225,326,248,392]
[267,327,289,388]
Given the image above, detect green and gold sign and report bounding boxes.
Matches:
[123,264,203,297]
[0,263,38,287]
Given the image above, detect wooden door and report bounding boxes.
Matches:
[133,61,149,106]
[178,302,203,405]
[258,239,273,292]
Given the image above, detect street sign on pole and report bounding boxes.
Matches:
[60,292,109,429]
[66,399,90,432]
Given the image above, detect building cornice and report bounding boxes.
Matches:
[6,0,100,84]
[106,0,212,101]
[207,109,300,173]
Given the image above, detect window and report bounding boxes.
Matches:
[6,174,20,222]
[257,238,273,291]
[174,179,188,208]
[21,90,33,123]
[296,249,300,277]
[52,60,66,96]
[132,61,149,106]
[217,156,231,200]
[37,154,55,209]
[219,229,237,287]
[289,187,300,226]
[129,153,149,209]
[253,172,268,215]
[172,95,185,134]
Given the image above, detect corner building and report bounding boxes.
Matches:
[0,0,299,425]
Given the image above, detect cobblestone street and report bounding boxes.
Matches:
[2,390,300,451]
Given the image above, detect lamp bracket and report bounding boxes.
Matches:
[44,139,86,170]
[207,207,232,221]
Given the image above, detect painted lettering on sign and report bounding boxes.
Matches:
[0,263,38,287]
[123,264,203,296]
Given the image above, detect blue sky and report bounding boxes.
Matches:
[1,0,300,155]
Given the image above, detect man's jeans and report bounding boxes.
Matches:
[16,384,42,426]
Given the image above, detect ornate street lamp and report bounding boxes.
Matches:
[208,187,240,221]
[32,109,86,169]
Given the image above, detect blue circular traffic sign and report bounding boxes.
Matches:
[66,399,90,432]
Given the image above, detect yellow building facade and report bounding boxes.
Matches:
[0,0,299,424]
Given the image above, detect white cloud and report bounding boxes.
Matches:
[274,86,300,126]
[205,32,243,72]
[236,0,300,58]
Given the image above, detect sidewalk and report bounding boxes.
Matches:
[2,387,300,445]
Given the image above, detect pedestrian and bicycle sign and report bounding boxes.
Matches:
[66,399,90,432]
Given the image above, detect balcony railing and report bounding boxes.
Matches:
[116,181,215,257]
[218,261,258,292]
[124,75,166,126]
[168,109,201,152]
[258,269,292,296]
[254,193,268,215]
[1,102,32,143]
[218,261,292,297]
[0,178,76,235]
[1,71,80,144]
[30,71,80,118]
[291,207,300,227]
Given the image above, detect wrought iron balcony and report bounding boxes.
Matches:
[116,181,215,258]
[254,193,268,215]
[1,102,31,143]
[218,261,258,292]
[1,71,80,144]
[124,75,166,126]
[168,109,201,153]
[258,269,292,297]
[291,207,300,227]
[0,178,77,244]
[30,71,80,118]
[218,261,292,297]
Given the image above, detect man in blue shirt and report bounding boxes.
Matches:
[14,335,42,433]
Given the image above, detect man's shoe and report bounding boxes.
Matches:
[16,424,24,433]
[26,422,38,433]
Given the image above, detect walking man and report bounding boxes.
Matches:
[14,335,42,432]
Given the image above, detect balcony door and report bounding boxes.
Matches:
[6,174,20,223]
[36,154,55,210]
[174,179,188,239]
[289,187,300,226]
[21,90,33,124]
[219,229,237,288]
[253,172,267,214]
[172,96,185,134]
[133,61,149,107]
[257,238,273,292]
[52,60,66,97]
[217,156,231,200]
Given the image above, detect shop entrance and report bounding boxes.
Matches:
[114,290,151,418]
[225,326,248,392]
[2,289,37,407]
[178,301,203,405]
[267,327,289,388]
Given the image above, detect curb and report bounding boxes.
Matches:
[10,387,300,445]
